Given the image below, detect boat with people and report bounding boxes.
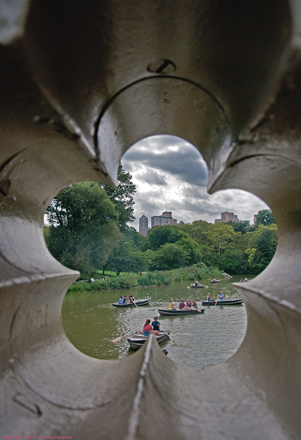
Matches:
[202,299,243,306]
[158,308,205,316]
[210,279,221,283]
[189,284,204,288]
[127,330,170,350]
[112,298,150,307]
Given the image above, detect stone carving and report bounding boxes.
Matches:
[0,1,300,438]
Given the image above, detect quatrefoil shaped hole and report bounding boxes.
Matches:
[44,135,276,367]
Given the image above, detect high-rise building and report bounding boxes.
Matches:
[215,211,249,225]
[151,211,178,227]
[139,215,148,236]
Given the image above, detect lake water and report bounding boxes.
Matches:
[62,275,248,368]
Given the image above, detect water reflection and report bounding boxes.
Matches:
[62,275,248,367]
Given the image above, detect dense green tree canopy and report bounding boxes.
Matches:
[44,174,279,276]
[146,225,201,266]
[45,182,120,274]
[206,223,235,260]
[146,225,186,250]
[104,232,149,275]
[245,224,278,272]
[255,209,276,227]
[179,220,210,245]
[226,221,249,235]
[150,242,190,270]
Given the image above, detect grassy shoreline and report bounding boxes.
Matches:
[67,264,224,293]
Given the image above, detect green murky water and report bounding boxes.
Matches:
[62,275,248,367]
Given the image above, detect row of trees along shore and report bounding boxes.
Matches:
[44,165,278,290]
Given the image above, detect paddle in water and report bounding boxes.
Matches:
[112,334,126,343]
[161,328,180,346]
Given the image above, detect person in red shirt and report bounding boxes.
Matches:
[143,319,159,336]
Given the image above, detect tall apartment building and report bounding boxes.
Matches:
[139,215,148,236]
[151,211,178,227]
[215,211,249,225]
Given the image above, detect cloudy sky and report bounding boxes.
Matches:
[121,135,268,231]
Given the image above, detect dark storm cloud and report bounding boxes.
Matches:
[178,199,222,217]
[142,169,167,186]
[122,136,208,187]
[122,135,269,229]
[163,195,220,217]
[134,190,165,213]
[181,185,210,201]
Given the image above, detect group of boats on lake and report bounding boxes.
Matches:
[188,278,222,288]
[112,288,243,351]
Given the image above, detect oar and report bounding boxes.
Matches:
[128,296,138,307]
[112,334,127,343]
[161,328,180,346]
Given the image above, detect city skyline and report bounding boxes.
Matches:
[138,209,257,235]
[121,135,268,231]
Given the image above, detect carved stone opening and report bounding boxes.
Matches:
[1,1,300,439]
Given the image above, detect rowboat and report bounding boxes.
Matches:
[127,330,170,350]
[158,308,205,316]
[189,284,204,288]
[112,298,150,307]
[210,280,221,283]
[202,299,243,306]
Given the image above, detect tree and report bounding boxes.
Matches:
[226,221,249,235]
[146,225,184,250]
[179,220,211,246]
[219,233,249,273]
[45,182,120,274]
[146,225,201,265]
[104,235,149,275]
[245,224,278,273]
[100,163,136,231]
[151,243,190,270]
[206,223,235,260]
[124,226,147,249]
[255,209,276,227]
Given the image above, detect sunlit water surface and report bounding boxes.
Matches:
[62,275,248,367]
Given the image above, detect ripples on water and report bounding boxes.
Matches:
[62,276,248,367]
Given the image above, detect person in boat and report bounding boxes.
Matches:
[240,278,244,282]
[129,294,135,303]
[179,299,185,310]
[194,280,201,287]
[185,298,192,309]
[122,295,127,304]
[117,296,123,305]
[192,300,198,310]
[244,277,248,282]
[168,299,175,310]
[207,292,213,301]
[216,291,224,301]
[152,316,161,332]
[143,319,159,337]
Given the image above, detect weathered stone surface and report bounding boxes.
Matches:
[0,1,300,439]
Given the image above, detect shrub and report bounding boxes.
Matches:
[67,265,223,292]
